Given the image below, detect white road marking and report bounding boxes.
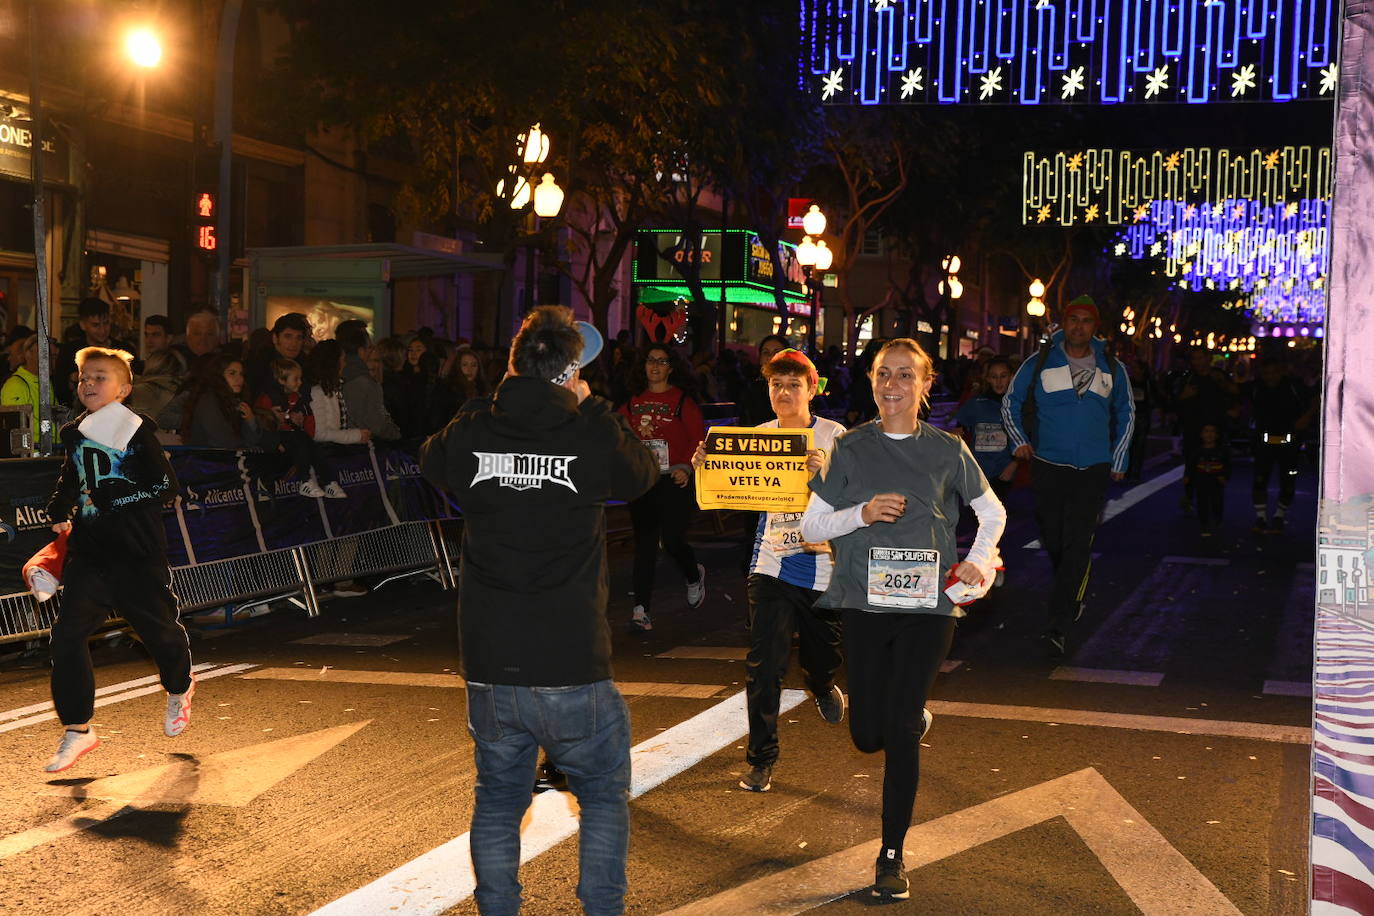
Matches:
[1264,680,1312,697]
[927,699,1309,744]
[2,722,369,860]
[0,664,257,735]
[1050,667,1164,687]
[241,667,728,699]
[663,767,1240,915]
[310,689,807,916]
[0,662,228,723]
[1024,465,1184,548]
[291,633,413,647]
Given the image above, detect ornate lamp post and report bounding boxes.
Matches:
[496,125,566,316]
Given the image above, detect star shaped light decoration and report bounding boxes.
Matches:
[1150,241,1163,255]
[1133,203,1151,222]
[1183,203,1197,220]
[1066,152,1084,172]
[1036,204,1052,223]
[1061,67,1086,99]
[1036,0,1051,8]
[899,68,924,98]
[1144,65,1170,99]
[1320,64,1339,95]
[1163,151,1182,171]
[820,68,844,101]
[979,66,1004,100]
[1263,150,1281,169]
[1284,201,1299,218]
[1212,203,1225,217]
[873,0,893,8]
[1114,242,1127,256]
[1232,203,1247,219]
[1085,203,1100,222]
[1231,64,1257,97]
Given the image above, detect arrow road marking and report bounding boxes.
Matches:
[0,721,370,860]
[663,767,1241,915]
[310,689,807,916]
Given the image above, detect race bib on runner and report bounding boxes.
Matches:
[973,422,1008,453]
[645,438,670,473]
[867,548,940,609]
[765,512,806,557]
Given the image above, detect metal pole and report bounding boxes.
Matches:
[28,0,53,455]
[211,0,243,330]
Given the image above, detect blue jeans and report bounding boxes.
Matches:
[465,679,631,916]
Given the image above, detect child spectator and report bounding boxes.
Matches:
[42,346,194,772]
[954,356,1019,503]
[180,354,263,449]
[1191,421,1231,537]
[255,358,345,499]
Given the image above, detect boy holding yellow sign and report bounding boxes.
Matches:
[693,350,846,794]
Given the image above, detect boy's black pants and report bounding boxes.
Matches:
[1195,474,1225,528]
[50,554,193,725]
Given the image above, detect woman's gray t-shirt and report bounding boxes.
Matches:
[809,420,989,617]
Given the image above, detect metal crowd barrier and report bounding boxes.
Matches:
[0,519,463,647]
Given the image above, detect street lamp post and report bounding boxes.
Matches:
[937,254,963,358]
[1026,278,1047,351]
[496,125,565,319]
[795,204,830,354]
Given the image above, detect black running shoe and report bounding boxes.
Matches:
[739,764,772,792]
[534,756,568,793]
[813,685,846,724]
[1043,630,1067,660]
[872,850,910,900]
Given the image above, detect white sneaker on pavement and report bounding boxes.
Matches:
[44,727,99,773]
[164,675,196,737]
[299,480,325,498]
[686,564,707,608]
[323,482,347,499]
[630,605,653,632]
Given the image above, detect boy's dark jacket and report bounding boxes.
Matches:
[419,376,658,686]
[46,412,178,561]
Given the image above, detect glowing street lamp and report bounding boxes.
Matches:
[938,254,963,299]
[1026,278,1046,317]
[814,240,833,271]
[801,204,827,237]
[519,124,550,165]
[532,173,564,218]
[796,235,819,266]
[125,27,163,68]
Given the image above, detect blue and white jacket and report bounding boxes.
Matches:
[1001,331,1135,473]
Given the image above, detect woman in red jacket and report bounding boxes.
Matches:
[618,345,706,632]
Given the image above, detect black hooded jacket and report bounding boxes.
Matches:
[419,375,658,685]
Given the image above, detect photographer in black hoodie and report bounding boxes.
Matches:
[420,306,657,916]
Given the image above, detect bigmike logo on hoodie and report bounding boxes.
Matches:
[471,452,578,492]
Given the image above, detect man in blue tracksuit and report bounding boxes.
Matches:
[1002,296,1134,658]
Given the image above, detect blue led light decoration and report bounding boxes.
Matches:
[1112,198,1328,327]
[803,0,1338,106]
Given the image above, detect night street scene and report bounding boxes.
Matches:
[0,0,1368,913]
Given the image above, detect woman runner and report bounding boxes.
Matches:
[801,338,1006,901]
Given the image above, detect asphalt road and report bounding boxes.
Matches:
[0,453,1313,915]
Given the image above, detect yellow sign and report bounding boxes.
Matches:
[695,426,814,512]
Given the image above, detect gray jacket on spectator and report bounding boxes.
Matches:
[341,353,401,440]
[186,395,263,449]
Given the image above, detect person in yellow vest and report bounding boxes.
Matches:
[1,332,58,429]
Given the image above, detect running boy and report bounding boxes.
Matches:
[692,350,847,793]
[801,338,1005,901]
[255,358,345,499]
[42,347,194,773]
[1190,421,1231,537]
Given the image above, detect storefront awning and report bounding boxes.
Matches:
[247,242,503,279]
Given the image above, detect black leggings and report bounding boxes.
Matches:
[50,555,193,725]
[844,609,957,854]
[628,477,699,613]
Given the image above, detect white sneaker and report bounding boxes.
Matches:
[920,707,933,740]
[630,605,653,632]
[44,727,99,773]
[323,482,347,499]
[299,480,325,498]
[686,564,707,608]
[165,675,196,737]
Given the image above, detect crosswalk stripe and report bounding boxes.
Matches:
[0,664,257,735]
[1050,667,1164,687]
[309,689,808,916]
[926,699,1308,744]
[0,662,227,724]
[240,667,729,699]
